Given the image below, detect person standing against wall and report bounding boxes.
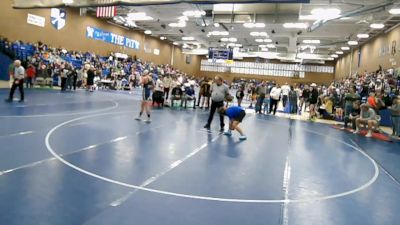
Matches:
[5,60,25,102]
[204,76,229,132]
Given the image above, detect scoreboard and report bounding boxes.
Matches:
[208,48,233,61]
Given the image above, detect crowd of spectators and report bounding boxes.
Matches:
[1,36,400,137]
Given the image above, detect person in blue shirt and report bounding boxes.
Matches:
[218,106,247,140]
[182,84,196,109]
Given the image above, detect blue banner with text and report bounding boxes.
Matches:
[86,26,140,50]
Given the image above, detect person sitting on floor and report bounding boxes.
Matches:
[170,83,183,107]
[354,104,379,137]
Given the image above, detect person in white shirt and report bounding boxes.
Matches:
[6,60,25,102]
[281,82,290,108]
[269,83,282,115]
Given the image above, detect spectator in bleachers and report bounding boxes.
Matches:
[171,83,183,107]
[182,84,196,109]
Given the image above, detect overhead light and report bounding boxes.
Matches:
[336,51,344,54]
[160,36,167,40]
[144,30,152,34]
[125,20,136,27]
[169,21,186,27]
[340,17,351,20]
[357,33,369,39]
[283,23,308,29]
[214,23,220,27]
[221,37,237,42]
[303,40,320,44]
[310,8,341,20]
[126,12,154,21]
[259,45,267,48]
[178,16,188,21]
[260,47,269,52]
[182,36,195,41]
[227,43,242,48]
[341,46,350,50]
[327,57,334,60]
[243,23,265,28]
[266,44,276,48]
[183,10,205,18]
[348,41,358,45]
[250,32,268,37]
[208,31,229,36]
[370,23,384,29]
[255,39,272,43]
[62,0,74,3]
[173,42,179,45]
[331,54,338,58]
[389,8,400,15]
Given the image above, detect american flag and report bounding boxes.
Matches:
[96,0,116,18]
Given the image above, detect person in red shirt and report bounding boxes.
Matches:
[26,64,36,88]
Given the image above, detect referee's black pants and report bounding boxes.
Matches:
[206,100,225,128]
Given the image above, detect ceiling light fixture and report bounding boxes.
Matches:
[243,23,265,28]
[126,12,154,21]
[183,10,206,18]
[348,41,358,45]
[208,31,229,36]
[370,23,384,29]
[266,44,276,48]
[331,54,338,58]
[303,40,320,44]
[357,33,369,39]
[169,21,186,27]
[336,51,344,54]
[283,23,308,29]
[144,30,152,34]
[389,8,400,15]
[160,36,166,40]
[173,42,179,45]
[214,23,220,27]
[310,8,341,21]
[341,46,350,50]
[182,36,195,41]
[250,32,268,37]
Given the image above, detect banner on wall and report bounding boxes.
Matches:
[86,26,140,50]
[27,14,45,27]
[50,8,66,30]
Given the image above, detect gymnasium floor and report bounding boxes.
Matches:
[0,88,400,225]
